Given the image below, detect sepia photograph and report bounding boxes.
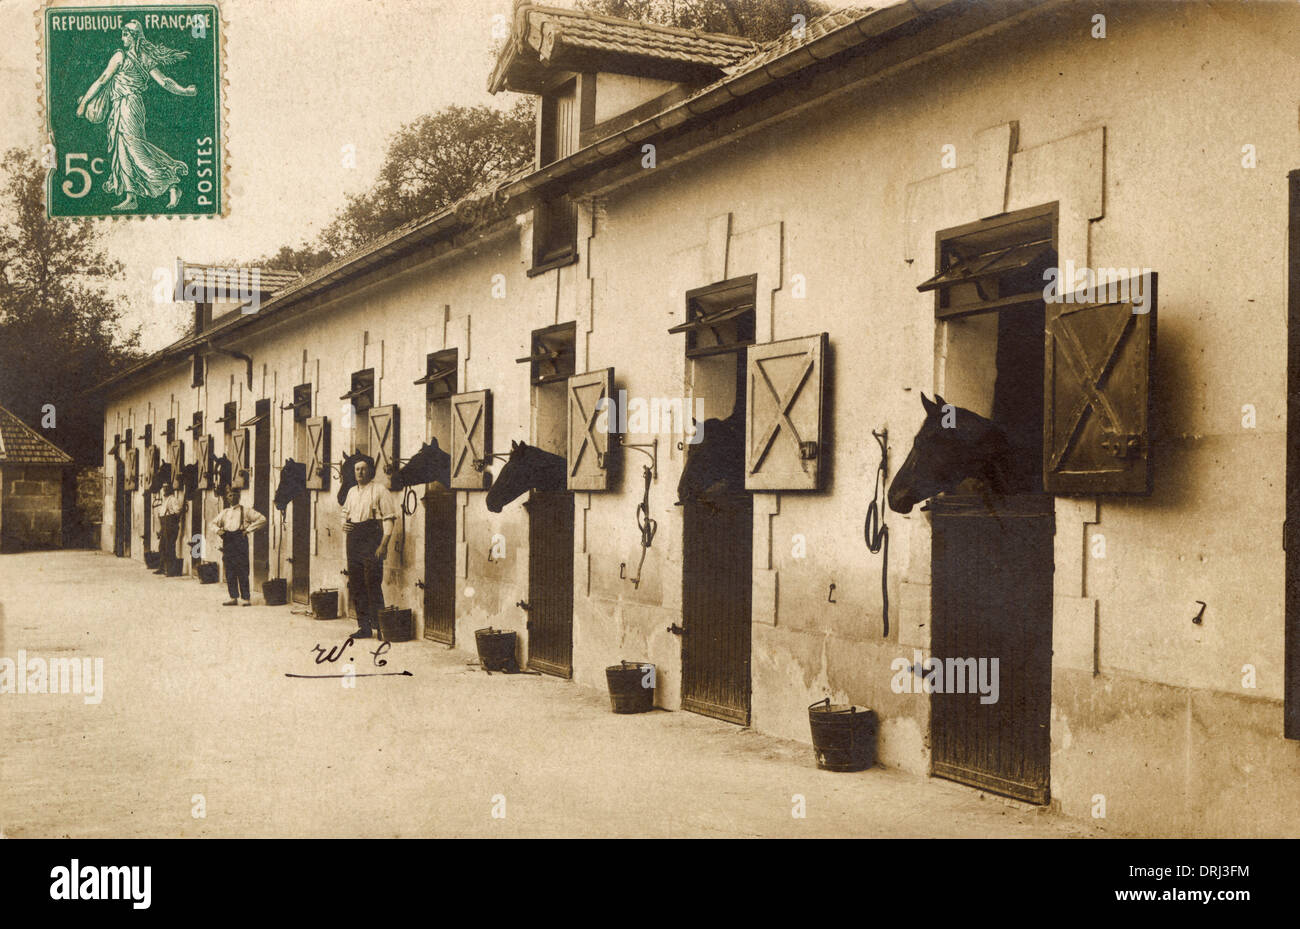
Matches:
[0,0,1294,907]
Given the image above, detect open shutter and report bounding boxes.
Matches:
[745,333,828,491]
[196,435,213,489]
[124,448,139,490]
[305,416,330,491]
[142,445,160,491]
[230,429,248,489]
[450,390,491,490]
[567,368,615,491]
[369,405,399,489]
[1043,274,1156,494]
[168,439,185,475]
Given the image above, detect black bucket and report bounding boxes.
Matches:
[262,578,288,606]
[144,551,161,570]
[475,627,518,672]
[606,661,655,714]
[197,562,219,584]
[310,588,338,619]
[379,607,413,642]
[808,698,877,772]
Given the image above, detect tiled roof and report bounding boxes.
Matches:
[0,405,74,465]
[528,6,756,68]
[181,263,301,296]
[725,7,877,78]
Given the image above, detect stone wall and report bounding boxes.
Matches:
[1,464,64,551]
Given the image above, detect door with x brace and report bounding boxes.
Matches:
[745,333,828,491]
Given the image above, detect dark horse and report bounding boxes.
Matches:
[335,450,376,506]
[887,393,1024,514]
[395,439,451,490]
[676,407,745,505]
[210,455,232,495]
[274,459,307,511]
[485,441,566,513]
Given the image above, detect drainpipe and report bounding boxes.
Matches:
[204,340,253,390]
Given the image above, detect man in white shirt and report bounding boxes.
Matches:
[151,479,186,576]
[341,457,397,638]
[209,487,268,606]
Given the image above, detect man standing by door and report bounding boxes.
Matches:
[152,479,186,576]
[341,457,396,638]
[210,487,267,606]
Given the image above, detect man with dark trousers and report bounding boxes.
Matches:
[209,487,267,606]
[340,457,397,638]
[152,480,186,575]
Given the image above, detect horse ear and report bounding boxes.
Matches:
[512,439,520,450]
[932,393,948,412]
[920,393,937,416]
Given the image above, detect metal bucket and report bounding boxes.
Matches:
[808,698,877,772]
[475,627,518,672]
[378,607,413,642]
[606,661,655,714]
[310,588,338,619]
[197,562,219,584]
[262,578,288,606]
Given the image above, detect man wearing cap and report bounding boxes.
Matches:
[341,457,397,639]
[152,479,187,576]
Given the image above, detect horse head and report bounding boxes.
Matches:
[210,455,232,496]
[335,450,376,506]
[485,440,567,513]
[676,407,746,505]
[177,463,198,495]
[148,462,173,495]
[397,439,451,491]
[887,393,1020,514]
[274,459,307,511]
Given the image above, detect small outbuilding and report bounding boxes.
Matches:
[0,404,74,552]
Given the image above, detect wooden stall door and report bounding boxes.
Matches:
[423,489,457,645]
[291,492,310,604]
[252,403,271,587]
[681,493,753,725]
[930,493,1054,803]
[526,490,574,677]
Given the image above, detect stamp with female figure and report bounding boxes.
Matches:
[43,5,223,217]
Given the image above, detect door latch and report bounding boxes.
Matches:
[516,600,531,611]
[667,623,684,636]
[799,441,818,460]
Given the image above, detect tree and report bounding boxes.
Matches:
[578,0,831,43]
[259,101,535,272]
[0,148,144,464]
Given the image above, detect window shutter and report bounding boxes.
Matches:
[230,429,248,489]
[196,435,213,489]
[745,333,829,491]
[450,390,491,490]
[567,368,615,491]
[142,444,160,491]
[124,448,139,490]
[368,405,399,489]
[168,440,185,476]
[305,416,330,491]
[1043,274,1156,494]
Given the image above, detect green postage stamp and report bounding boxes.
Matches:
[43,4,223,218]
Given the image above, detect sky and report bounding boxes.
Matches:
[1,0,861,353]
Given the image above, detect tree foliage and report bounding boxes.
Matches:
[578,0,831,43]
[261,101,535,272]
[0,148,144,464]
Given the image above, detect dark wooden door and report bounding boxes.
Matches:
[1287,169,1300,741]
[681,493,753,725]
[252,402,271,587]
[930,493,1054,804]
[114,457,129,557]
[423,489,457,644]
[142,493,152,553]
[291,491,310,604]
[527,490,574,677]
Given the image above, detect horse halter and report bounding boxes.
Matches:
[864,428,890,638]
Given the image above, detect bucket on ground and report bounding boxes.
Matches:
[808,698,877,772]
[606,661,656,714]
[262,578,288,606]
[310,588,338,619]
[378,606,412,642]
[197,562,219,584]
[475,627,518,672]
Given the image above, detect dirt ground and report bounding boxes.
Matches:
[0,550,1120,838]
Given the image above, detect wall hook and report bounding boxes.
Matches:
[1193,600,1206,625]
[828,583,837,604]
[619,562,626,579]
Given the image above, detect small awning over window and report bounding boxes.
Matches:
[239,412,268,427]
[338,385,371,402]
[917,239,1054,295]
[280,397,310,412]
[412,364,457,387]
[667,302,754,335]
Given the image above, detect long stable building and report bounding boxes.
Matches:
[98,1,1300,835]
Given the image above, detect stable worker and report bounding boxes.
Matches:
[209,487,267,606]
[341,457,397,639]
[152,479,186,576]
